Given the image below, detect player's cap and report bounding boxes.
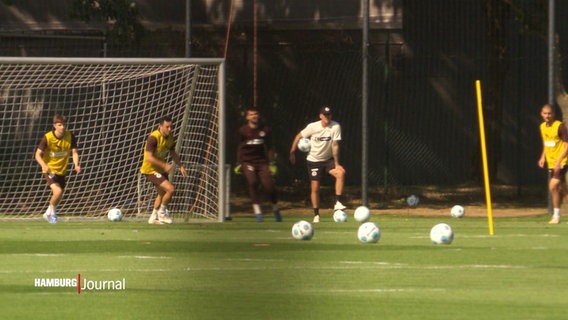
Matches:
[319,106,332,116]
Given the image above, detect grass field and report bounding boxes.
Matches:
[2,213,568,320]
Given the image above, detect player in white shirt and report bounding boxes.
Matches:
[289,106,346,223]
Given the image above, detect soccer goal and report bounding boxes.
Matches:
[0,57,227,222]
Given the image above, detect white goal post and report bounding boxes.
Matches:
[0,57,227,222]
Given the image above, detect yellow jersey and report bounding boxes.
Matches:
[140,130,175,175]
[540,120,568,169]
[38,131,76,175]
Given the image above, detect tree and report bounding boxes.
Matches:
[506,0,568,120]
[474,0,509,181]
[69,0,145,45]
[478,0,567,181]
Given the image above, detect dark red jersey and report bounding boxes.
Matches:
[237,124,272,164]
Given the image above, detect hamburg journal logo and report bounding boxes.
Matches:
[34,274,126,294]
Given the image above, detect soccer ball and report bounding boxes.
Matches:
[107,208,123,222]
[357,222,380,243]
[406,195,420,207]
[450,205,465,218]
[430,223,454,244]
[333,210,348,222]
[297,138,311,152]
[353,206,370,223]
[291,220,314,240]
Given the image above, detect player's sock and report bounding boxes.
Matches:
[313,208,319,216]
[553,208,560,220]
[252,204,261,215]
[272,204,282,222]
[43,207,51,221]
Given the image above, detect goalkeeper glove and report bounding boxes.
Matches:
[233,164,242,175]
[269,162,278,176]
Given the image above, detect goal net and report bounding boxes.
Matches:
[0,57,227,222]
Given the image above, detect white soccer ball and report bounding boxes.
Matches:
[430,223,454,245]
[291,220,314,240]
[450,205,465,218]
[107,208,123,222]
[357,222,380,243]
[353,206,370,223]
[333,210,348,222]
[297,138,311,152]
[407,195,420,207]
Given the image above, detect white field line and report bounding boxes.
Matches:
[3,254,171,259]
[338,260,526,269]
[0,268,173,274]
[117,256,172,259]
[181,261,528,271]
[411,233,560,239]
[327,288,446,293]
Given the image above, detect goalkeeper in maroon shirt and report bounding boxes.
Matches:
[236,107,282,222]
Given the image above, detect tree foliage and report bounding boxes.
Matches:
[69,0,145,44]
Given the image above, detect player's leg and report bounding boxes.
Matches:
[157,180,175,206]
[310,180,321,223]
[307,161,323,223]
[144,173,170,224]
[549,176,562,224]
[242,164,263,222]
[258,164,281,222]
[43,174,64,223]
[50,183,63,205]
[156,179,175,224]
[146,187,166,224]
[328,161,346,210]
[550,166,568,224]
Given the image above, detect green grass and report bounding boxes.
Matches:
[2,214,568,319]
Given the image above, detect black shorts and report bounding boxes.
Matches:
[143,172,170,187]
[549,165,568,181]
[45,173,66,189]
[306,159,335,181]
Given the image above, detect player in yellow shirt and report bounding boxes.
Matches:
[35,114,81,223]
[141,116,187,224]
[538,104,568,224]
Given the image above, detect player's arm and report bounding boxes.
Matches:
[144,137,170,172]
[34,137,50,173]
[145,149,177,175]
[538,147,546,168]
[34,148,50,173]
[169,149,187,177]
[236,129,244,164]
[289,132,303,165]
[72,148,81,174]
[554,124,568,171]
[71,134,81,174]
[331,140,345,175]
[332,140,340,166]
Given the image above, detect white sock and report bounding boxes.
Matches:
[553,208,560,219]
[253,204,261,215]
[152,209,158,216]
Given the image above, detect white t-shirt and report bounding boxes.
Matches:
[301,120,342,162]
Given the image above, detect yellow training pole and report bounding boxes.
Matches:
[475,80,495,235]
